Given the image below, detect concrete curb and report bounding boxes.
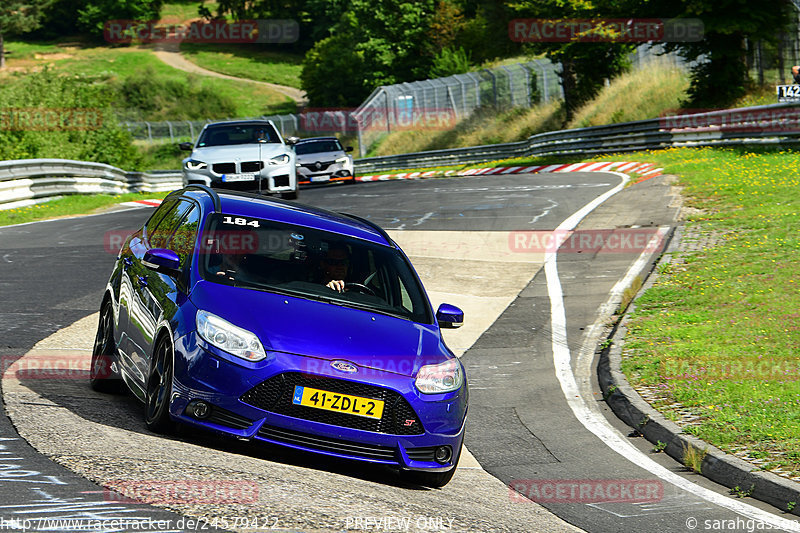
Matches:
[597,224,800,515]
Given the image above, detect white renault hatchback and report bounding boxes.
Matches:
[180,120,299,199]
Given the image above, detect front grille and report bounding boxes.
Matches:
[406,446,437,462]
[241,161,264,172]
[273,175,290,187]
[257,424,398,461]
[301,161,333,171]
[241,373,424,435]
[212,162,236,174]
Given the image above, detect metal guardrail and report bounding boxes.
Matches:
[1,103,798,208]
[0,159,182,209]
[353,102,800,173]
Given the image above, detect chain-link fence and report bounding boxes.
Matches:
[352,60,563,156]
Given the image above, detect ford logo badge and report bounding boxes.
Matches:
[331,360,357,373]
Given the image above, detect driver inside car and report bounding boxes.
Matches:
[321,242,351,292]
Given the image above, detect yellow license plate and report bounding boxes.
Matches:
[292,386,384,419]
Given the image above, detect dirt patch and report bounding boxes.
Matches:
[33,52,73,60]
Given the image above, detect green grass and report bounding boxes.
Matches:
[2,40,296,119]
[161,0,220,22]
[567,61,689,128]
[180,43,303,88]
[0,192,170,227]
[612,146,800,477]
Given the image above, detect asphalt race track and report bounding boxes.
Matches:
[0,172,797,532]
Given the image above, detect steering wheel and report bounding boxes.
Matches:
[344,282,376,296]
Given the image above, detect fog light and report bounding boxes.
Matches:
[434,446,452,464]
[188,400,210,419]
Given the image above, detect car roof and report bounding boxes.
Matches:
[296,136,339,143]
[202,120,276,128]
[179,188,394,247]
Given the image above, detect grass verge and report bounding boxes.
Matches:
[0,192,169,227]
[180,43,303,89]
[612,146,800,478]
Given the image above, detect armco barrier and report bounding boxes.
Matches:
[1,103,798,208]
[0,159,183,209]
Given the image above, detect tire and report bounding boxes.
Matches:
[145,336,175,433]
[89,301,125,394]
[281,189,299,200]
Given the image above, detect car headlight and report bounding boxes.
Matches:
[335,156,350,165]
[269,154,290,165]
[185,159,207,171]
[196,310,266,362]
[415,358,463,394]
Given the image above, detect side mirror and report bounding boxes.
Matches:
[286,136,300,146]
[345,146,354,152]
[179,142,193,151]
[436,303,463,329]
[143,248,181,275]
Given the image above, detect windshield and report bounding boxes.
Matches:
[294,139,343,155]
[197,124,281,147]
[199,214,432,324]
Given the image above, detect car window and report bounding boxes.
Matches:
[199,214,431,323]
[167,205,201,269]
[148,200,193,249]
[295,140,343,155]
[197,124,281,147]
[143,199,178,237]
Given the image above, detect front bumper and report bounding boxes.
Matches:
[184,164,296,194]
[296,163,353,185]
[169,333,467,472]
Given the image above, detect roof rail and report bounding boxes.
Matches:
[340,212,396,247]
[184,184,221,212]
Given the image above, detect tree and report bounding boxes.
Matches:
[300,0,436,107]
[76,0,163,39]
[639,0,795,107]
[0,0,51,69]
[510,0,636,122]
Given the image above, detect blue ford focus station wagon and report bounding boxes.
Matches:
[92,186,467,487]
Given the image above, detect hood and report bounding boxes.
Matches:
[192,143,289,162]
[189,280,447,377]
[296,150,343,163]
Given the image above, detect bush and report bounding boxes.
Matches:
[0,69,140,168]
[114,67,238,121]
